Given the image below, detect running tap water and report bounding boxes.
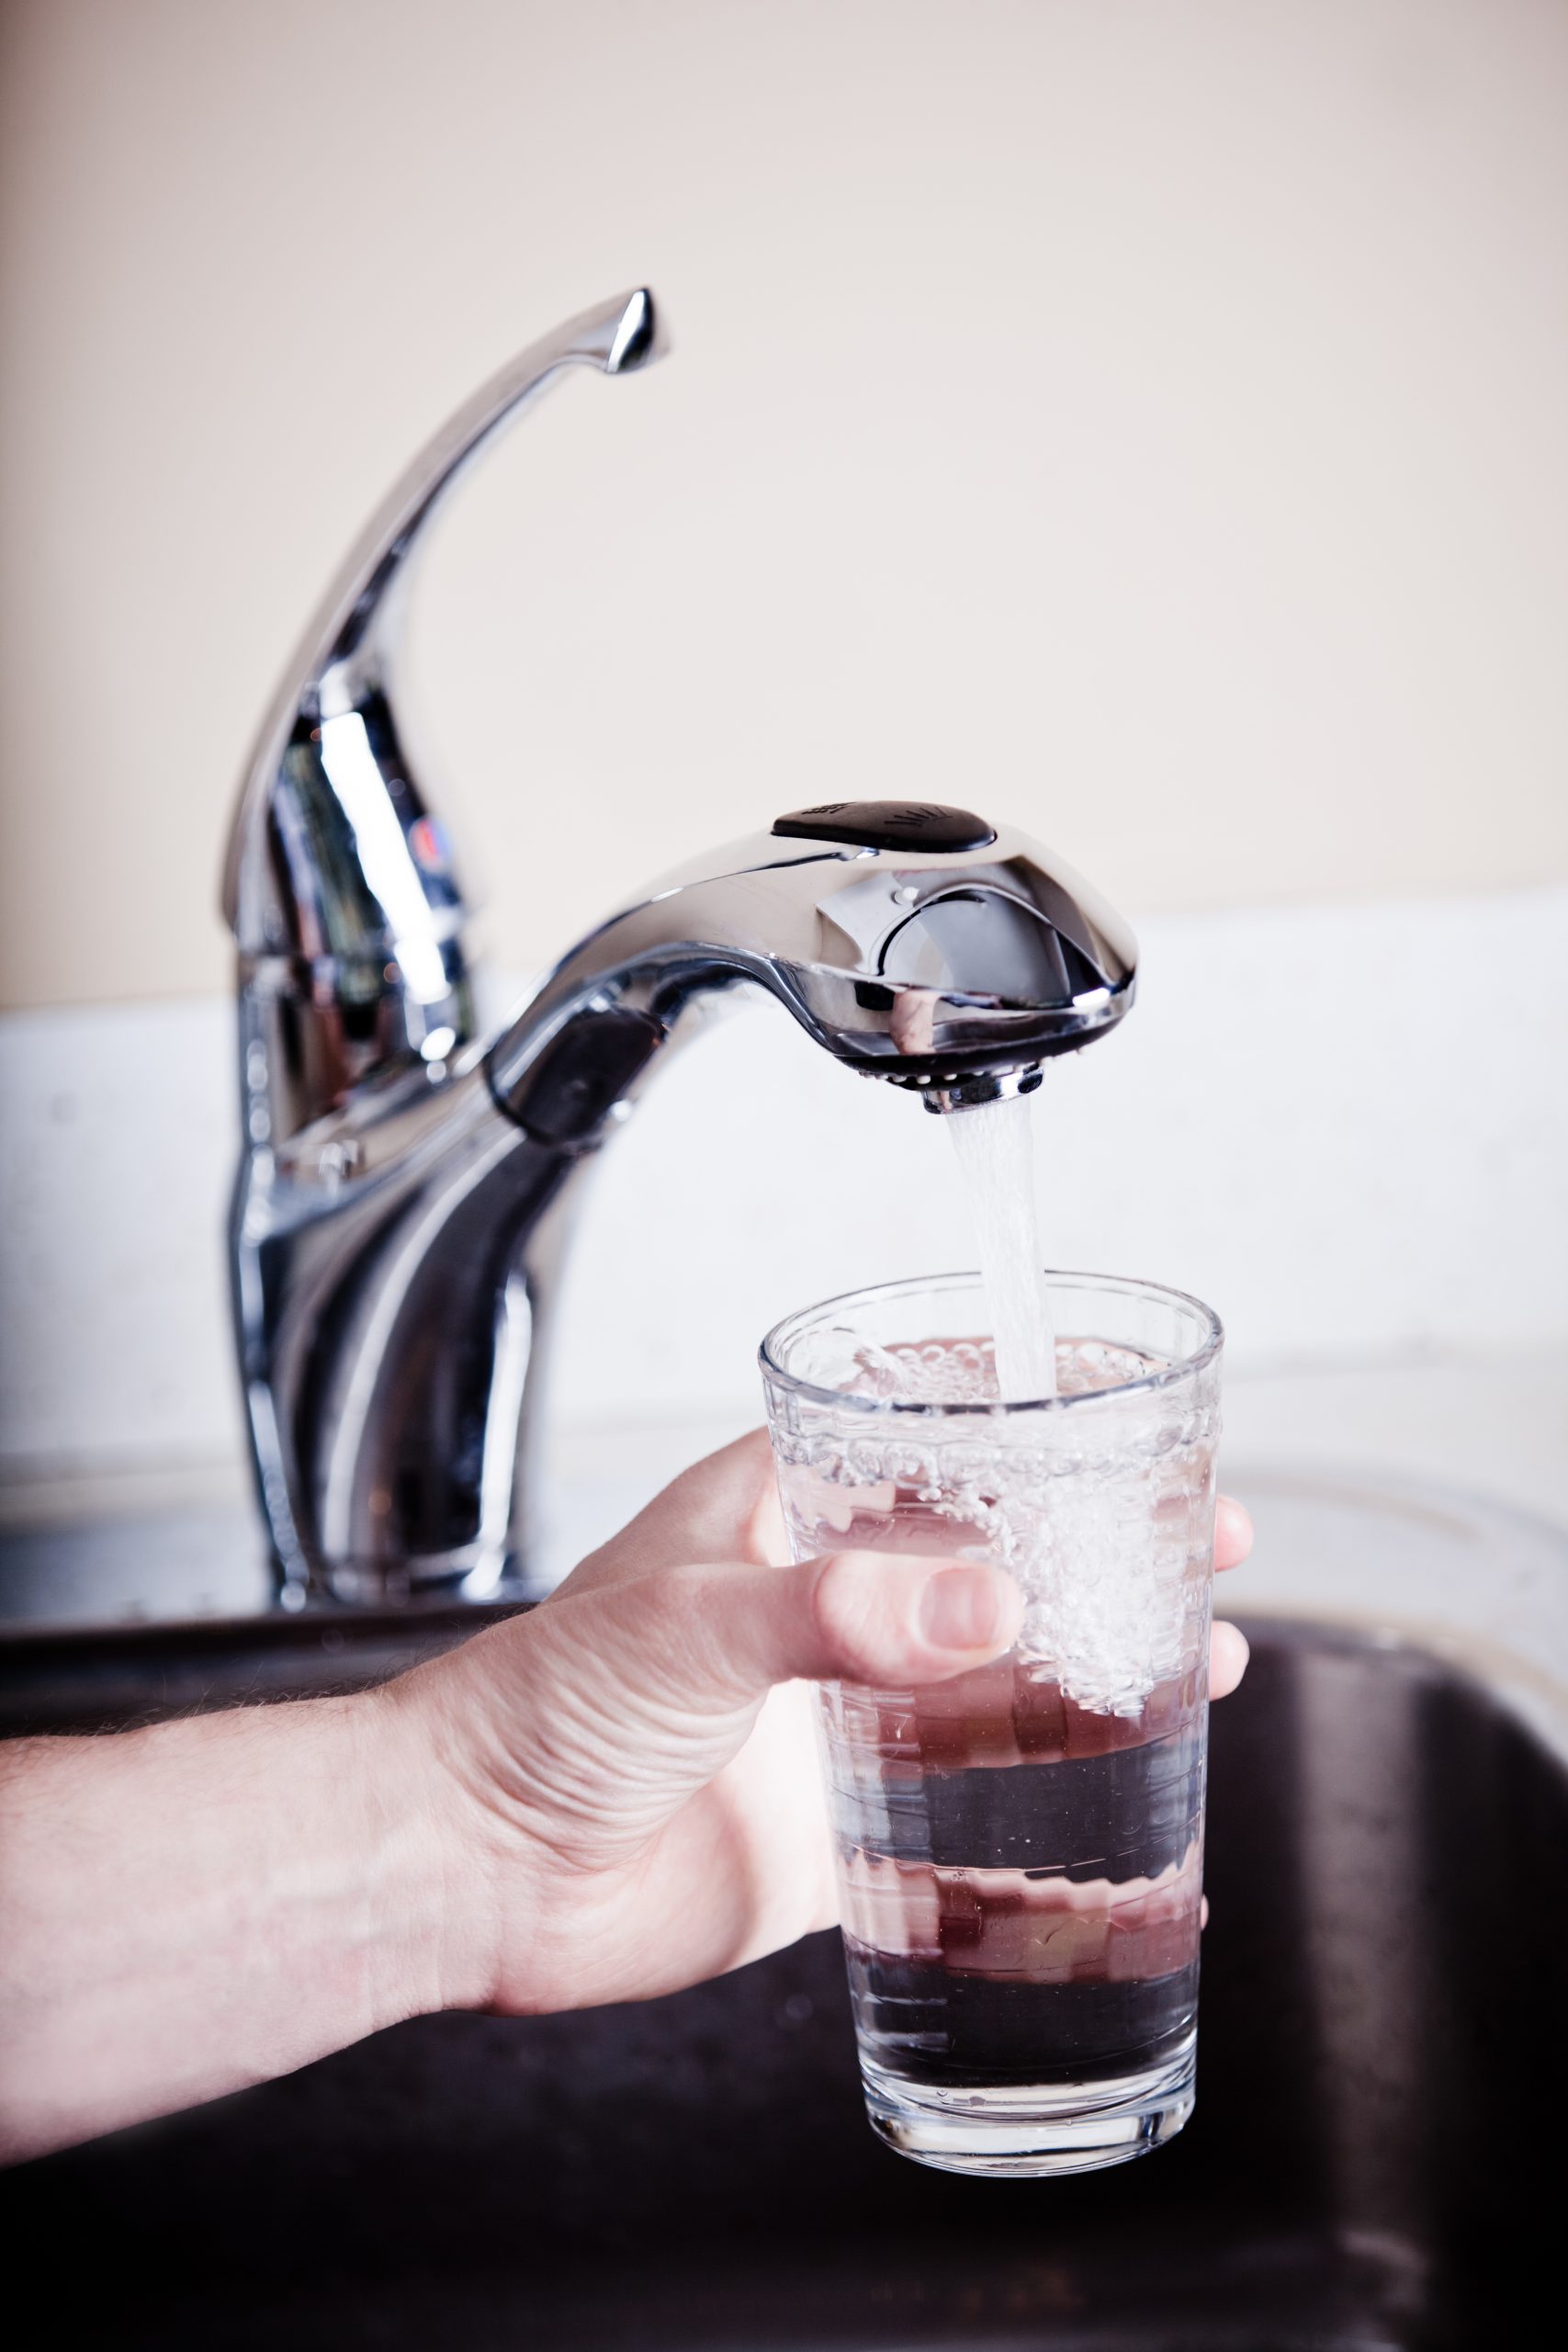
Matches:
[944,1095,1056,1399]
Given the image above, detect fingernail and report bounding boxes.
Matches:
[920,1565,1001,1651]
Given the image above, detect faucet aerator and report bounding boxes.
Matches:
[917,1067,1046,1115]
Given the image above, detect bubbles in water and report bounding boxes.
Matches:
[771,1333,1216,1714]
[850,1336,993,1403]
[848,1333,1160,1408]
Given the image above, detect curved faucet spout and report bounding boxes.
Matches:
[486,804,1136,1143]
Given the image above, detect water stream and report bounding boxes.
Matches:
[944,1092,1057,1400]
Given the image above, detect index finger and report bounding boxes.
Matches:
[558,1429,787,1600]
[1215,1494,1254,1574]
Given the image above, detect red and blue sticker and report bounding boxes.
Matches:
[408,816,452,876]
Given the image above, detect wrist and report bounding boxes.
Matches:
[364,1662,510,2018]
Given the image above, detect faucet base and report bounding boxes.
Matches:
[288,1548,526,1611]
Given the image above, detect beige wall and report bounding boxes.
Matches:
[2,0,1565,1012]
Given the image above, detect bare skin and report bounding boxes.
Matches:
[0,1431,1253,2165]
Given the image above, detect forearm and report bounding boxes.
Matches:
[0,1686,481,2165]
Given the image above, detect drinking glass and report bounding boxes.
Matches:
[760,1270,1223,2177]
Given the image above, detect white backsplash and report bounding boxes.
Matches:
[3,886,1565,1513]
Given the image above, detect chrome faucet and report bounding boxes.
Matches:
[222,288,1137,1608]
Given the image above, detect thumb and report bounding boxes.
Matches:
[426,1549,1024,1881]
[543,1547,1025,1721]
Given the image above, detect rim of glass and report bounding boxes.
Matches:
[759,1268,1224,1417]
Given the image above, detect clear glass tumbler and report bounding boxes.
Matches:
[760,1270,1223,2179]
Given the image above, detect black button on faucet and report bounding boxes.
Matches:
[771,800,998,854]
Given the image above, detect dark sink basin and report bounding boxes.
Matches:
[6,1617,1562,2349]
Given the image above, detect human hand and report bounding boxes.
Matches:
[0,1434,1251,2163]
[396,1432,1255,2021]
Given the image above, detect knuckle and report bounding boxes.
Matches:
[809,1549,891,1674]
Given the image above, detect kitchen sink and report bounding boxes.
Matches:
[4,1612,1562,2349]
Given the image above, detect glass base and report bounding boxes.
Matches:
[860,2035,1197,2178]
